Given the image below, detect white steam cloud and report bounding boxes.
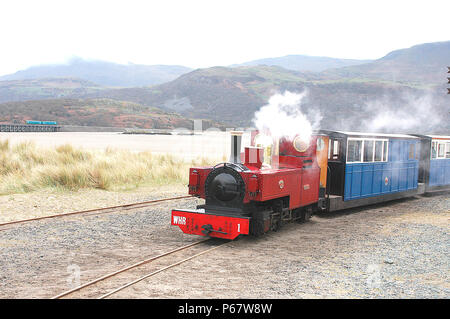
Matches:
[361,92,442,133]
[252,90,322,141]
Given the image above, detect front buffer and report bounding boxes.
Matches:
[171,209,250,240]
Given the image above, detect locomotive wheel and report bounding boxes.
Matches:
[298,207,312,223]
[271,200,283,231]
[250,211,266,237]
[271,218,281,232]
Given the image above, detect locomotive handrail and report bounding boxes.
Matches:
[212,162,248,171]
[212,162,227,169]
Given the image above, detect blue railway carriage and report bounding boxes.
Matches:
[414,135,450,192]
[26,120,58,125]
[320,131,423,211]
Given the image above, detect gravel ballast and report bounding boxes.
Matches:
[0,193,448,299]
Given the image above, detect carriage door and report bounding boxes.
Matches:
[327,137,345,196]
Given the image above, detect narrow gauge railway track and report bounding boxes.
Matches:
[51,239,228,299]
[0,195,192,231]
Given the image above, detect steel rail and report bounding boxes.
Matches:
[0,195,192,229]
[51,239,210,299]
[98,241,228,299]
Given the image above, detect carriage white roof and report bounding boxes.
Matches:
[333,131,419,139]
[427,135,450,140]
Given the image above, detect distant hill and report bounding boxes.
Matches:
[0,78,104,103]
[236,55,372,72]
[0,57,192,87]
[324,41,450,84]
[0,98,222,130]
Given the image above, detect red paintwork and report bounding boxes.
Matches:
[178,132,322,238]
[171,209,250,240]
[248,174,258,193]
[188,167,211,195]
[244,146,263,170]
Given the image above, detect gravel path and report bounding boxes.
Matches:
[0,185,186,223]
[0,193,448,299]
[0,197,202,298]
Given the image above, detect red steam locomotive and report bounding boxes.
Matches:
[171,130,328,240]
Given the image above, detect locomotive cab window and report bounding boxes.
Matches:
[254,134,274,166]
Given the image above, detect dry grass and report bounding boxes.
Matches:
[0,139,223,195]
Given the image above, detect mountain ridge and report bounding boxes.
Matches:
[235,54,373,72]
[322,41,450,84]
[0,58,192,87]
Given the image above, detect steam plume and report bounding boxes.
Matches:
[252,90,322,142]
[361,92,442,133]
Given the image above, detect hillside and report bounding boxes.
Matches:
[0,98,221,130]
[76,65,449,134]
[324,41,450,85]
[81,66,316,124]
[236,55,372,72]
[0,57,192,87]
[0,78,105,103]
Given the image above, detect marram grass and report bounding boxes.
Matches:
[0,139,223,195]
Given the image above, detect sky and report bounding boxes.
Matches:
[0,0,449,76]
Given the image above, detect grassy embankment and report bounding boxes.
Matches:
[0,139,221,195]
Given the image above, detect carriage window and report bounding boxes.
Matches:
[328,139,340,160]
[383,141,388,161]
[438,142,445,158]
[347,140,362,162]
[431,142,437,159]
[374,140,383,161]
[328,139,332,159]
[333,140,340,159]
[363,140,374,162]
[348,139,388,163]
[432,140,450,159]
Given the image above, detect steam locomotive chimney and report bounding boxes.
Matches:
[229,131,243,164]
